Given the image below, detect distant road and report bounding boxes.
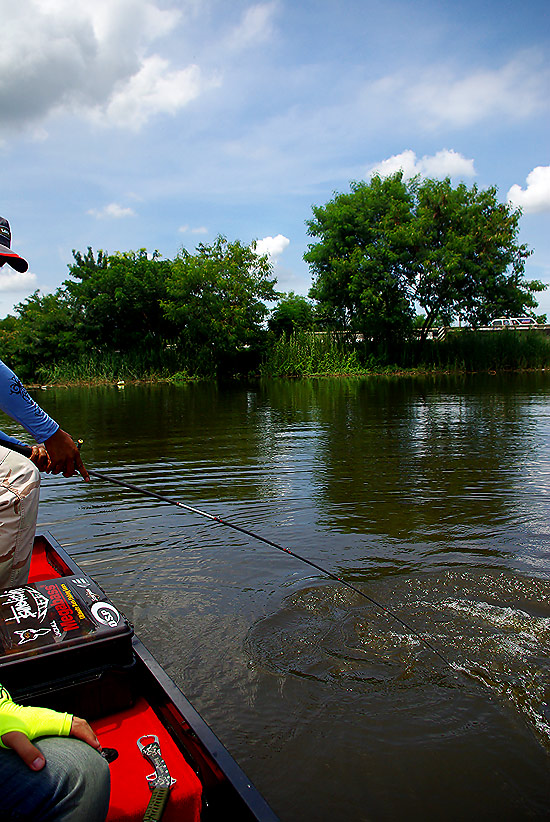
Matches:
[475,324,550,334]
[424,325,550,340]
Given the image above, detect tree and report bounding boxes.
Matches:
[161,236,278,375]
[0,290,81,379]
[305,173,544,344]
[268,292,315,337]
[65,248,173,350]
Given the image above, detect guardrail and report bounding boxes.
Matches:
[420,324,550,341]
[476,324,550,333]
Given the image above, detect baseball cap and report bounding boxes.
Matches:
[0,217,29,273]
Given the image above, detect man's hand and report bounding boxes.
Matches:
[44,429,90,481]
[30,445,51,472]
[1,717,101,770]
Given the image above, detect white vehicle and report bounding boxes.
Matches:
[490,316,537,328]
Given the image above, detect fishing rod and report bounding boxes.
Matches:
[0,435,453,669]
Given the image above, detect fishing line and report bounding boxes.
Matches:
[0,435,453,669]
[88,470,454,668]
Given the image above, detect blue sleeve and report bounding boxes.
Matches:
[0,430,28,449]
[0,360,59,443]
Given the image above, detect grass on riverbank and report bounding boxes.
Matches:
[34,329,550,384]
[406,328,550,372]
[260,329,550,377]
[36,350,190,385]
[259,331,366,377]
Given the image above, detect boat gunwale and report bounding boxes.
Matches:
[33,531,280,822]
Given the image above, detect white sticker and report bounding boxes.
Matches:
[71,577,91,588]
[91,601,120,627]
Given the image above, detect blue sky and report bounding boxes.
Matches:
[1,0,549,318]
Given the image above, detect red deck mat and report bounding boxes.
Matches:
[92,697,202,822]
[28,549,202,822]
[29,541,60,582]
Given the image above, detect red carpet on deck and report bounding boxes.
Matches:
[29,541,61,581]
[92,698,202,822]
[29,547,202,822]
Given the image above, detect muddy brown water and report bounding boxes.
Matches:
[12,374,550,820]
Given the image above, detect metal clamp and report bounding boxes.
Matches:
[137,734,176,822]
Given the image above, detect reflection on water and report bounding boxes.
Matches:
[5,373,550,819]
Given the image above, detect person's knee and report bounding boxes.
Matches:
[36,737,110,822]
[0,738,110,822]
[3,453,41,527]
[69,740,110,805]
[19,457,41,500]
[0,451,42,588]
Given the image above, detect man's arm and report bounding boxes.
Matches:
[0,685,101,771]
[0,359,89,481]
[0,360,58,443]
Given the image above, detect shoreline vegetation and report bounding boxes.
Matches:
[4,179,546,391]
[27,367,550,390]
[2,190,546,391]
[26,328,550,387]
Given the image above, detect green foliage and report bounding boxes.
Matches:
[305,173,543,345]
[261,331,364,377]
[36,347,188,384]
[260,327,550,377]
[66,247,173,350]
[0,238,279,382]
[426,329,550,371]
[161,235,278,376]
[0,290,82,379]
[411,178,541,332]
[268,291,316,337]
[306,174,415,344]
[2,213,548,384]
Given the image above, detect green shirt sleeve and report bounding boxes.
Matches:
[0,685,72,747]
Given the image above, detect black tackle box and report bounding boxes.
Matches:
[0,575,135,718]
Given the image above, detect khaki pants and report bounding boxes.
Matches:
[0,446,40,589]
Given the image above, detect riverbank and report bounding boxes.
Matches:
[26,364,550,390]
[20,328,550,386]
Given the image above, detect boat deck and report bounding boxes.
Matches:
[28,536,204,822]
[24,533,279,822]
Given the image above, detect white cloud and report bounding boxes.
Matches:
[0,269,37,292]
[98,58,217,130]
[254,234,290,259]
[507,166,550,213]
[87,203,136,219]
[0,0,215,132]
[403,53,548,128]
[420,150,476,179]
[179,224,208,234]
[227,2,277,51]
[367,149,475,181]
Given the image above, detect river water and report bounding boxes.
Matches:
[12,374,550,820]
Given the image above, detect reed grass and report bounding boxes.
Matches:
[33,329,550,383]
[260,331,367,377]
[36,349,186,384]
[261,329,550,377]
[411,329,550,371]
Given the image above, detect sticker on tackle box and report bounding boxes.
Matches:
[0,576,126,655]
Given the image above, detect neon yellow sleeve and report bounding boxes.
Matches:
[0,685,72,747]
